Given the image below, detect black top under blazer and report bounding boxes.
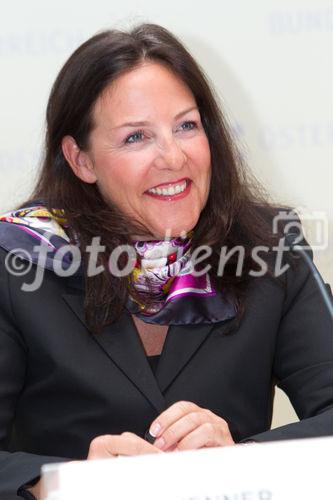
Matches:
[0,239,333,498]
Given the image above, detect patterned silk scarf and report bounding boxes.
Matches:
[127,235,236,325]
[0,203,236,325]
[129,235,213,314]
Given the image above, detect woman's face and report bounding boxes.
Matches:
[71,62,211,238]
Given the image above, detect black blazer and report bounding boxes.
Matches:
[1,244,333,499]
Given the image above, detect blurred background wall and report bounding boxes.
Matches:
[1,0,332,428]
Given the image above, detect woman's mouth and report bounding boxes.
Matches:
[145,178,191,201]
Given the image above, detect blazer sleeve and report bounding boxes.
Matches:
[0,251,70,499]
[243,245,333,443]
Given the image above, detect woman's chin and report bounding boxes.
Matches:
[150,222,197,240]
[129,215,199,241]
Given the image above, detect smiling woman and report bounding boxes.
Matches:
[21,23,286,333]
[0,23,332,500]
[61,62,211,238]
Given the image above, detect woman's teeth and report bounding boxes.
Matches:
[148,180,187,196]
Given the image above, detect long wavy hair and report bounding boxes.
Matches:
[23,23,286,333]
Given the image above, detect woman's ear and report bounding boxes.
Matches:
[61,135,97,184]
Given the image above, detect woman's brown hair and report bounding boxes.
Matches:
[23,23,285,333]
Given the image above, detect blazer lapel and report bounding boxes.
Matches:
[62,292,166,413]
[156,317,236,393]
[156,322,215,393]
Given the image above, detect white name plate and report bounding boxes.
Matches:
[42,436,333,500]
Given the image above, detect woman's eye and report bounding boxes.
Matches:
[180,120,197,131]
[125,130,144,144]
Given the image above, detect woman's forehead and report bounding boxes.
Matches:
[92,62,196,127]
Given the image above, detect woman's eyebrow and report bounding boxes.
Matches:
[112,106,199,130]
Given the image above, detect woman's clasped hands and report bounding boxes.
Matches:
[87,401,235,459]
[36,402,235,499]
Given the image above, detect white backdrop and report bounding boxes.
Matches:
[1,0,332,427]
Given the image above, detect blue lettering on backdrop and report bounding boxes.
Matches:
[269,8,333,35]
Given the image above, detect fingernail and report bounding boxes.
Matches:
[149,422,161,437]
[154,437,166,449]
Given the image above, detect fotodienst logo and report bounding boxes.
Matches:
[3,207,329,292]
[272,207,329,251]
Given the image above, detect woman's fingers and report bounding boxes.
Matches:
[177,422,235,451]
[86,401,235,460]
[150,400,235,451]
[87,432,162,459]
[154,411,212,450]
[149,400,201,438]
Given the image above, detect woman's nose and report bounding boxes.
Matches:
[153,136,187,171]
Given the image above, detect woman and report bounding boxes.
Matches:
[0,24,332,499]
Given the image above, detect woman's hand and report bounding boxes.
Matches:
[32,434,161,499]
[149,401,235,451]
[87,432,163,459]
[28,414,231,500]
